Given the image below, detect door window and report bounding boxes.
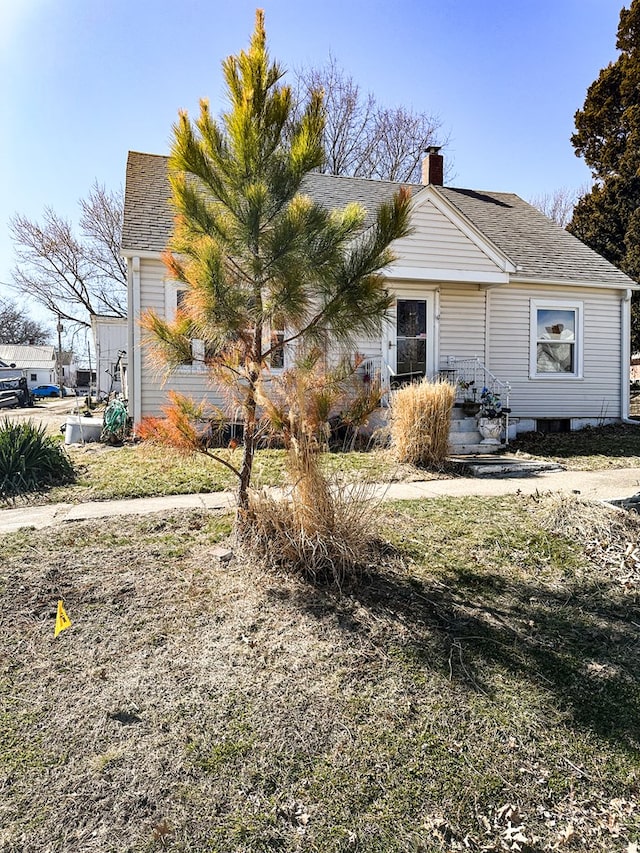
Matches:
[396,299,427,381]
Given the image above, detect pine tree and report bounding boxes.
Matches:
[141,11,411,517]
[569,0,640,347]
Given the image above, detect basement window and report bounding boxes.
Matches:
[536,418,571,434]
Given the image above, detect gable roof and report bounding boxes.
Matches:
[121,150,635,288]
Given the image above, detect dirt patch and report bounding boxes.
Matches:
[1,498,639,851]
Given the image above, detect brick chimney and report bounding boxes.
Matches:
[422,145,443,186]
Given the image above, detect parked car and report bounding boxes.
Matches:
[32,385,77,398]
[32,385,61,398]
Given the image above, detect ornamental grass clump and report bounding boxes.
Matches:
[241,356,384,588]
[0,419,75,500]
[389,378,455,468]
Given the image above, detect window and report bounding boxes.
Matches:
[530,299,583,379]
[165,281,205,370]
[396,298,427,381]
[30,373,37,382]
[269,329,285,369]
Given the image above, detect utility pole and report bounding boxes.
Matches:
[57,315,64,395]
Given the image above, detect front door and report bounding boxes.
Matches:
[385,295,435,388]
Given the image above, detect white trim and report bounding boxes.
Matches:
[131,257,142,424]
[484,289,491,366]
[621,289,632,419]
[121,249,164,261]
[386,292,436,380]
[529,297,584,380]
[512,274,640,291]
[386,266,510,285]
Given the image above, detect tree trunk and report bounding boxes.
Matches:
[237,393,257,516]
[237,323,263,520]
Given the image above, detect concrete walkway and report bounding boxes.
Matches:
[2,465,640,534]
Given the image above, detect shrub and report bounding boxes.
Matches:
[389,378,455,468]
[241,438,383,588]
[243,362,385,588]
[0,419,76,499]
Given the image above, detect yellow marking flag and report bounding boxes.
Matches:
[54,600,72,637]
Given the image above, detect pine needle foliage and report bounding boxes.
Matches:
[389,378,455,469]
[0,419,75,500]
[140,10,411,516]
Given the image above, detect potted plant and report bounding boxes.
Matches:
[477,387,503,444]
[458,379,481,416]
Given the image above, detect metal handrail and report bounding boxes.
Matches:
[441,356,511,444]
[359,353,511,444]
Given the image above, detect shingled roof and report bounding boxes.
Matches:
[121,151,635,287]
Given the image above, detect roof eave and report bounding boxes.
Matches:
[510,273,640,291]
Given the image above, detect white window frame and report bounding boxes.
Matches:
[529,298,583,380]
[164,280,206,372]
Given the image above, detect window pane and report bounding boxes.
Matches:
[270,331,284,369]
[397,339,426,377]
[537,342,574,373]
[176,289,188,312]
[397,300,426,338]
[537,309,575,343]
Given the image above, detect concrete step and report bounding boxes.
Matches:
[449,419,480,434]
[449,430,483,445]
[449,442,506,455]
[454,457,565,477]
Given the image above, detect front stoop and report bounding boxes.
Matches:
[448,406,506,455]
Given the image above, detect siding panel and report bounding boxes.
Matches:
[439,285,486,363]
[489,285,622,419]
[391,199,501,273]
[138,259,226,418]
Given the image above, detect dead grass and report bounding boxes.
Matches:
[389,378,455,468]
[510,422,640,470]
[1,494,639,851]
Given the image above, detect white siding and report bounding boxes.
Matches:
[438,285,486,364]
[390,199,500,274]
[138,259,226,419]
[92,319,127,397]
[489,284,622,419]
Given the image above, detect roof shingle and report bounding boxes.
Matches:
[121,151,635,287]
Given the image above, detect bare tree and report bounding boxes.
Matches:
[0,298,50,345]
[294,56,445,183]
[9,183,127,328]
[529,185,591,228]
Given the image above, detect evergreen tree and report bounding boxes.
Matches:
[141,11,411,517]
[569,0,640,347]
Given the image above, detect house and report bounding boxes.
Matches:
[121,149,639,440]
[0,344,76,390]
[90,315,128,398]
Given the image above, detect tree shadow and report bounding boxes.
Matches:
[288,563,640,753]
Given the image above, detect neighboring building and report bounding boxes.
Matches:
[0,344,76,389]
[121,149,639,437]
[90,315,128,398]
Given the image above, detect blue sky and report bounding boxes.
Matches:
[0,0,624,325]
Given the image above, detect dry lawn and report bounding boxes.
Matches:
[1,495,639,851]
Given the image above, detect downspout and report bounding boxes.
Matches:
[620,288,637,424]
[434,288,440,375]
